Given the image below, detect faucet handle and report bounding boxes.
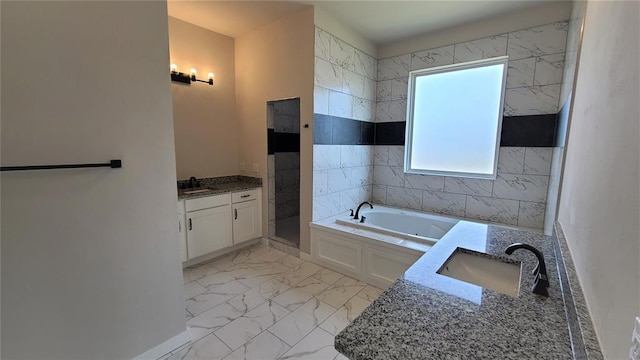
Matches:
[349,209,354,217]
[532,273,550,297]
[531,262,540,276]
[360,216,366,223]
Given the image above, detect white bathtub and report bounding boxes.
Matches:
[335,205,459,245]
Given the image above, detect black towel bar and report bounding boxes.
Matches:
[0,159,122,172]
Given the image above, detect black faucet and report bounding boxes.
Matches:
[188,176,200,188]
[505,243,549,297]
[353,201,373,220]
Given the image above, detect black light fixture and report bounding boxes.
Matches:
[170,64,213,86]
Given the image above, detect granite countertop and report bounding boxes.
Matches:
[177,175,262,200]
[335,221,574,360]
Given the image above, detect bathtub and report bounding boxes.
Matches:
[311,205,461,288]
[335,205,459,245]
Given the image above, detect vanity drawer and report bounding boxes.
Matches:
[185,193,231,212]
[232,189,259,203]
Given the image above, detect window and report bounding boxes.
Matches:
[405,56,508,179]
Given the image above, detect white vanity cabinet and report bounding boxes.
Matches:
[232,189,261,244]
[178,188,262,263]
[177,201,188,262]
[184,194,232,260]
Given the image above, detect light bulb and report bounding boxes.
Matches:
[208,72,214,80]
[170,64,178,73]
[190,68,197,76]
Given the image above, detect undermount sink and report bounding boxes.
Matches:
[183,188,211,195]
[437,248,522,297]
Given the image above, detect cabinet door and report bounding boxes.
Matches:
[232,199,260,244]
[186,205,232,259]
[177,202,188,262]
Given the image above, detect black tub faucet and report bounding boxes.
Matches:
[505,243,549,297]
[354,201,373,220]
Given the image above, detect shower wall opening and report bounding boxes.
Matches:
[267,98,300,249]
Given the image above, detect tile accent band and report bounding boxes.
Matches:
[268,129,300,154]
[313,113,558,147]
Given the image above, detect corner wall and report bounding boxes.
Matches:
[312,27,377,221]
[557,1,640,358]
[1,2,185,358]
[235,6,315,253]
[169,17,239,180]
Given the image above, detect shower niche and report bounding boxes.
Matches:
[267,98,300,252]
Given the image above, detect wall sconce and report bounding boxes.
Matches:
[170,64,213,86]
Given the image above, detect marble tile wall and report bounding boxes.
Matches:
[375,21,568,121]
[372,21,567,230]
[313,27,376,221]
[313,145,374,221]
[373,146,553,229]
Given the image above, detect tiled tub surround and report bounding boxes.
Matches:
[335,221,601,359]
[373,145,552,229]
[371,21,568,230]
[177,175,262,200]
[313,27,377,221]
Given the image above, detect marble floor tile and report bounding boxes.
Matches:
[196,265,253,288]
[184,282,207,299]
[234,263,290,288]
[215,300,290,350]
[268,298,336,346]
[277,254,306,268]
[223,331,290,360]
[186,281,251,316]
[320,296,371,336]
[311,268,344,285]
[271,287,316,312]
[314,276,366,308]
[356,285,383,302]
[279,328,339,360]
[186,302,245,342]
[226,288,269,314]
[183,263,219,284]
[274,262,323,286]
[292,276,332,296]
[168,333,232,360]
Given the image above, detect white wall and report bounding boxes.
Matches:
[1,2,185,359]
[557,1,640,358]
[235,6,315,254]
[169,17,239,180]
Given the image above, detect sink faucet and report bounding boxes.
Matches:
[505,243,549,297]
[353,201,373,220]
[188,176,200,188]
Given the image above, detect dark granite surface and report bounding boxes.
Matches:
[177,176,261,200]
[335,221,575,360]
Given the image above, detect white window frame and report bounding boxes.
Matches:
[404,56,508,180]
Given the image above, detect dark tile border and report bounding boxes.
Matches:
[500,114,558,147]
[375,122,406,145]
[313,114,375,145]
[268,129,300,154]
[314,113,559,147]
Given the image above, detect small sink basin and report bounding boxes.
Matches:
[437,248,522,297]
[183,189,211,195]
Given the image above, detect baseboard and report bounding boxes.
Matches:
[132,329,191,360]
[299,251,311,261]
